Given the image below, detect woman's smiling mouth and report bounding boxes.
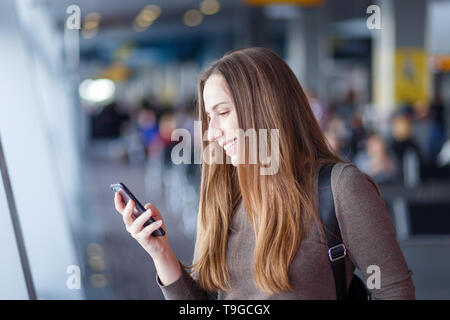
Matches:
[223,137,238,153]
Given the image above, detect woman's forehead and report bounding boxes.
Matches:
[204,74,228,95]
[203,74,232,110]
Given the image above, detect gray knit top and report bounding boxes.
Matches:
[156,162,415,299]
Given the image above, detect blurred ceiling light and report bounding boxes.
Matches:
[83,21,99,30]
[139,11,157,23]
[183,9,203,27]
[79,78,115,104]
[142,4,161,20]
[135,16,153,28]
[85,12,101,22]
[82,12,101,39]
[200,0,221,15]
[90,274,107,288]
[133,4,161,32]
[133,20,152,32]
[89,256,106,271]
[87,243,104,256]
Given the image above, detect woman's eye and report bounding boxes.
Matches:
[219,111,229,117]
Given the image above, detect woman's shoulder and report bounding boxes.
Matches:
[330,161,382,198]
[329,161,389,235]
[330,161,363,181]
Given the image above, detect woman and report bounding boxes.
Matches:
[114,47,415,299]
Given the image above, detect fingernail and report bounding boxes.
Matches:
[155,220,162,226]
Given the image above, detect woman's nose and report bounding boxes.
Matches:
[207,124,222,142]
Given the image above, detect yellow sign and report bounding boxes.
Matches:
[100,64,131,83]
[244,0,322,6]
[394,48,429,105]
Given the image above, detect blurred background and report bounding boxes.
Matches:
[1,0,450,300]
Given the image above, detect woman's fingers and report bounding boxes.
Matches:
[122,199,136,229]
[139,219,164,239]
[144,203,162,220]
[114,195,168,253]
[129,209,152,236]
[114,192,125,212]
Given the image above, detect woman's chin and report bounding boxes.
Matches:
[224,145,241,166]
[230,156,238,167]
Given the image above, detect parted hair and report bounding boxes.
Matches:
[186,47,346,294]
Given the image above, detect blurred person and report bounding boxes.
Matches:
[136,107,159,157]
[390,114,422,187]
[119,109,145,165]
[307,89,327,130]
[437,139,450,168]
[323,114,351,159]
[349,113,367,160]
[354,132,397,184]
[324,130,341,155]
[113,47,414,300]
[90,101,130,139]
[334,89,357,122]
[427,92,447,164]
[333,89,358,137]
[158,111,178,166]
[181,97,201,179]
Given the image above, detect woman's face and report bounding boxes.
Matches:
[203,73,241,166]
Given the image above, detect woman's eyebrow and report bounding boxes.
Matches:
[206,101,228,114]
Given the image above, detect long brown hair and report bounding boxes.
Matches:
[187,47,346,295]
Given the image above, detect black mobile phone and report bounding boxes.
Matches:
[110,182,165,237]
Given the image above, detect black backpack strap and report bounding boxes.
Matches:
[318,164,347,300]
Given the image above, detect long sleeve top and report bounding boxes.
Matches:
[156,162,416,299]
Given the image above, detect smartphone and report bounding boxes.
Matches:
[110,182,165,237]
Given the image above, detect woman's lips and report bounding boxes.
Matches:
[223,137,237,154]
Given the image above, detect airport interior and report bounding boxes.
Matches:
[1,0,450,300]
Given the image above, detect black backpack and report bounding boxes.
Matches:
[318,164,371,300]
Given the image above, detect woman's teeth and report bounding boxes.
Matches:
[224,139,237,151]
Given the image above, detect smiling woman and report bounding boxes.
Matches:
[114,47,415,300]
[191,47,351,295]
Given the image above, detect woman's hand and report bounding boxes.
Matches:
[113,192,182,285]
[114,192,170,259]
